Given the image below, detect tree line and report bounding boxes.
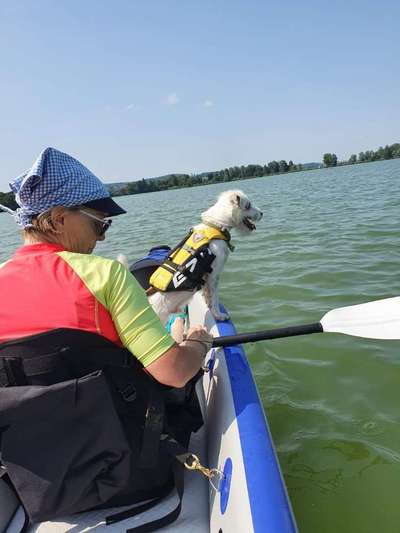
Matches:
[323,142,400,167]
[1,142,399,207]
[0,191,18,211]
[109,160,304,196]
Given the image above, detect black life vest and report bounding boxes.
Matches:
[0,328,203,531]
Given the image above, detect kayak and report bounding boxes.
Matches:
[189,292,297,532]
[1,292,297,532]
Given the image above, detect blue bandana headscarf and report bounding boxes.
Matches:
[6,147,112,228]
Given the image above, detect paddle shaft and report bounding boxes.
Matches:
[212,322,323,348]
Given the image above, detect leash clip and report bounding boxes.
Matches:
[184,454,225,491]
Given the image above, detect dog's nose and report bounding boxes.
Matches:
[259,211,263,218]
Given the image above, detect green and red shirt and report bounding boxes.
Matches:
[0,243,175,367]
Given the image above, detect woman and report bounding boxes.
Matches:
[0,147,213,528]
[0,147,212,386]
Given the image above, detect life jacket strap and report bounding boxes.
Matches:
[160,259,180,274]
[201,221,232,243]
[181,243,197,254]
[166,229,194,257]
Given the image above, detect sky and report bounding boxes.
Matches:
[0,0,399,190]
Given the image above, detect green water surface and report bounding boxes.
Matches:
[1,159,399,533]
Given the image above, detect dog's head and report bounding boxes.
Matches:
[201,190,263,234]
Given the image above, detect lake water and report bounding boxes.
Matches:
[1,159,400,533]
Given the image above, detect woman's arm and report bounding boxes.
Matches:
[145,325,212,387]
[104,260,212,386]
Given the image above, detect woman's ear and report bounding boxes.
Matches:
[49,207,66,233]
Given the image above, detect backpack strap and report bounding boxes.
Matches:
[0,329,133,387]
[106,437,189,533]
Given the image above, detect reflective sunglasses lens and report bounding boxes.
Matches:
[98,219,112,236]
[79,209,112,236]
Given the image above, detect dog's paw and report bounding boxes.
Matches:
[211,309,230,322]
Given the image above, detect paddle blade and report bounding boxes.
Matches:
[320,296,400,340]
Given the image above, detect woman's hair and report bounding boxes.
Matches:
[22,206,80,238]
[23,211,57,235]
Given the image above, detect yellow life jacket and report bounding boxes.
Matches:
[149,225,232,292]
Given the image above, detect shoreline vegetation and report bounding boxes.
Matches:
[1,142,399,211]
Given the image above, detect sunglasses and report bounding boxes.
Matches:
[79,210,112,236]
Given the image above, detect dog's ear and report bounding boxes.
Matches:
[230,193,241,207]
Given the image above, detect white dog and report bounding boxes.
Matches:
[120,190,262,325]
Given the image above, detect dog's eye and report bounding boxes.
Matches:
[245,202,251,210]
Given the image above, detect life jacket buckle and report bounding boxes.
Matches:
[120,384,137,402]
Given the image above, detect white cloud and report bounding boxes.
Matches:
[125,104,141,111]
[203,99,214,108]
[166,93,179,105]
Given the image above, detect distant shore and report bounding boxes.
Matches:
[1,142,399,211]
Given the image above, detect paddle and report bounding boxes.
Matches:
[212,296,400,348]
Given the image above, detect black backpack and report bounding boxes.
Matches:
[0,328,203,532]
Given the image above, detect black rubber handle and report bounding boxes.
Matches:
[212,322,323,348]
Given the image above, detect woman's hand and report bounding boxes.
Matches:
[145,325,213,388]
[182,325,213,358]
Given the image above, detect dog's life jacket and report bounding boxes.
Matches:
[149,225,232,292]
